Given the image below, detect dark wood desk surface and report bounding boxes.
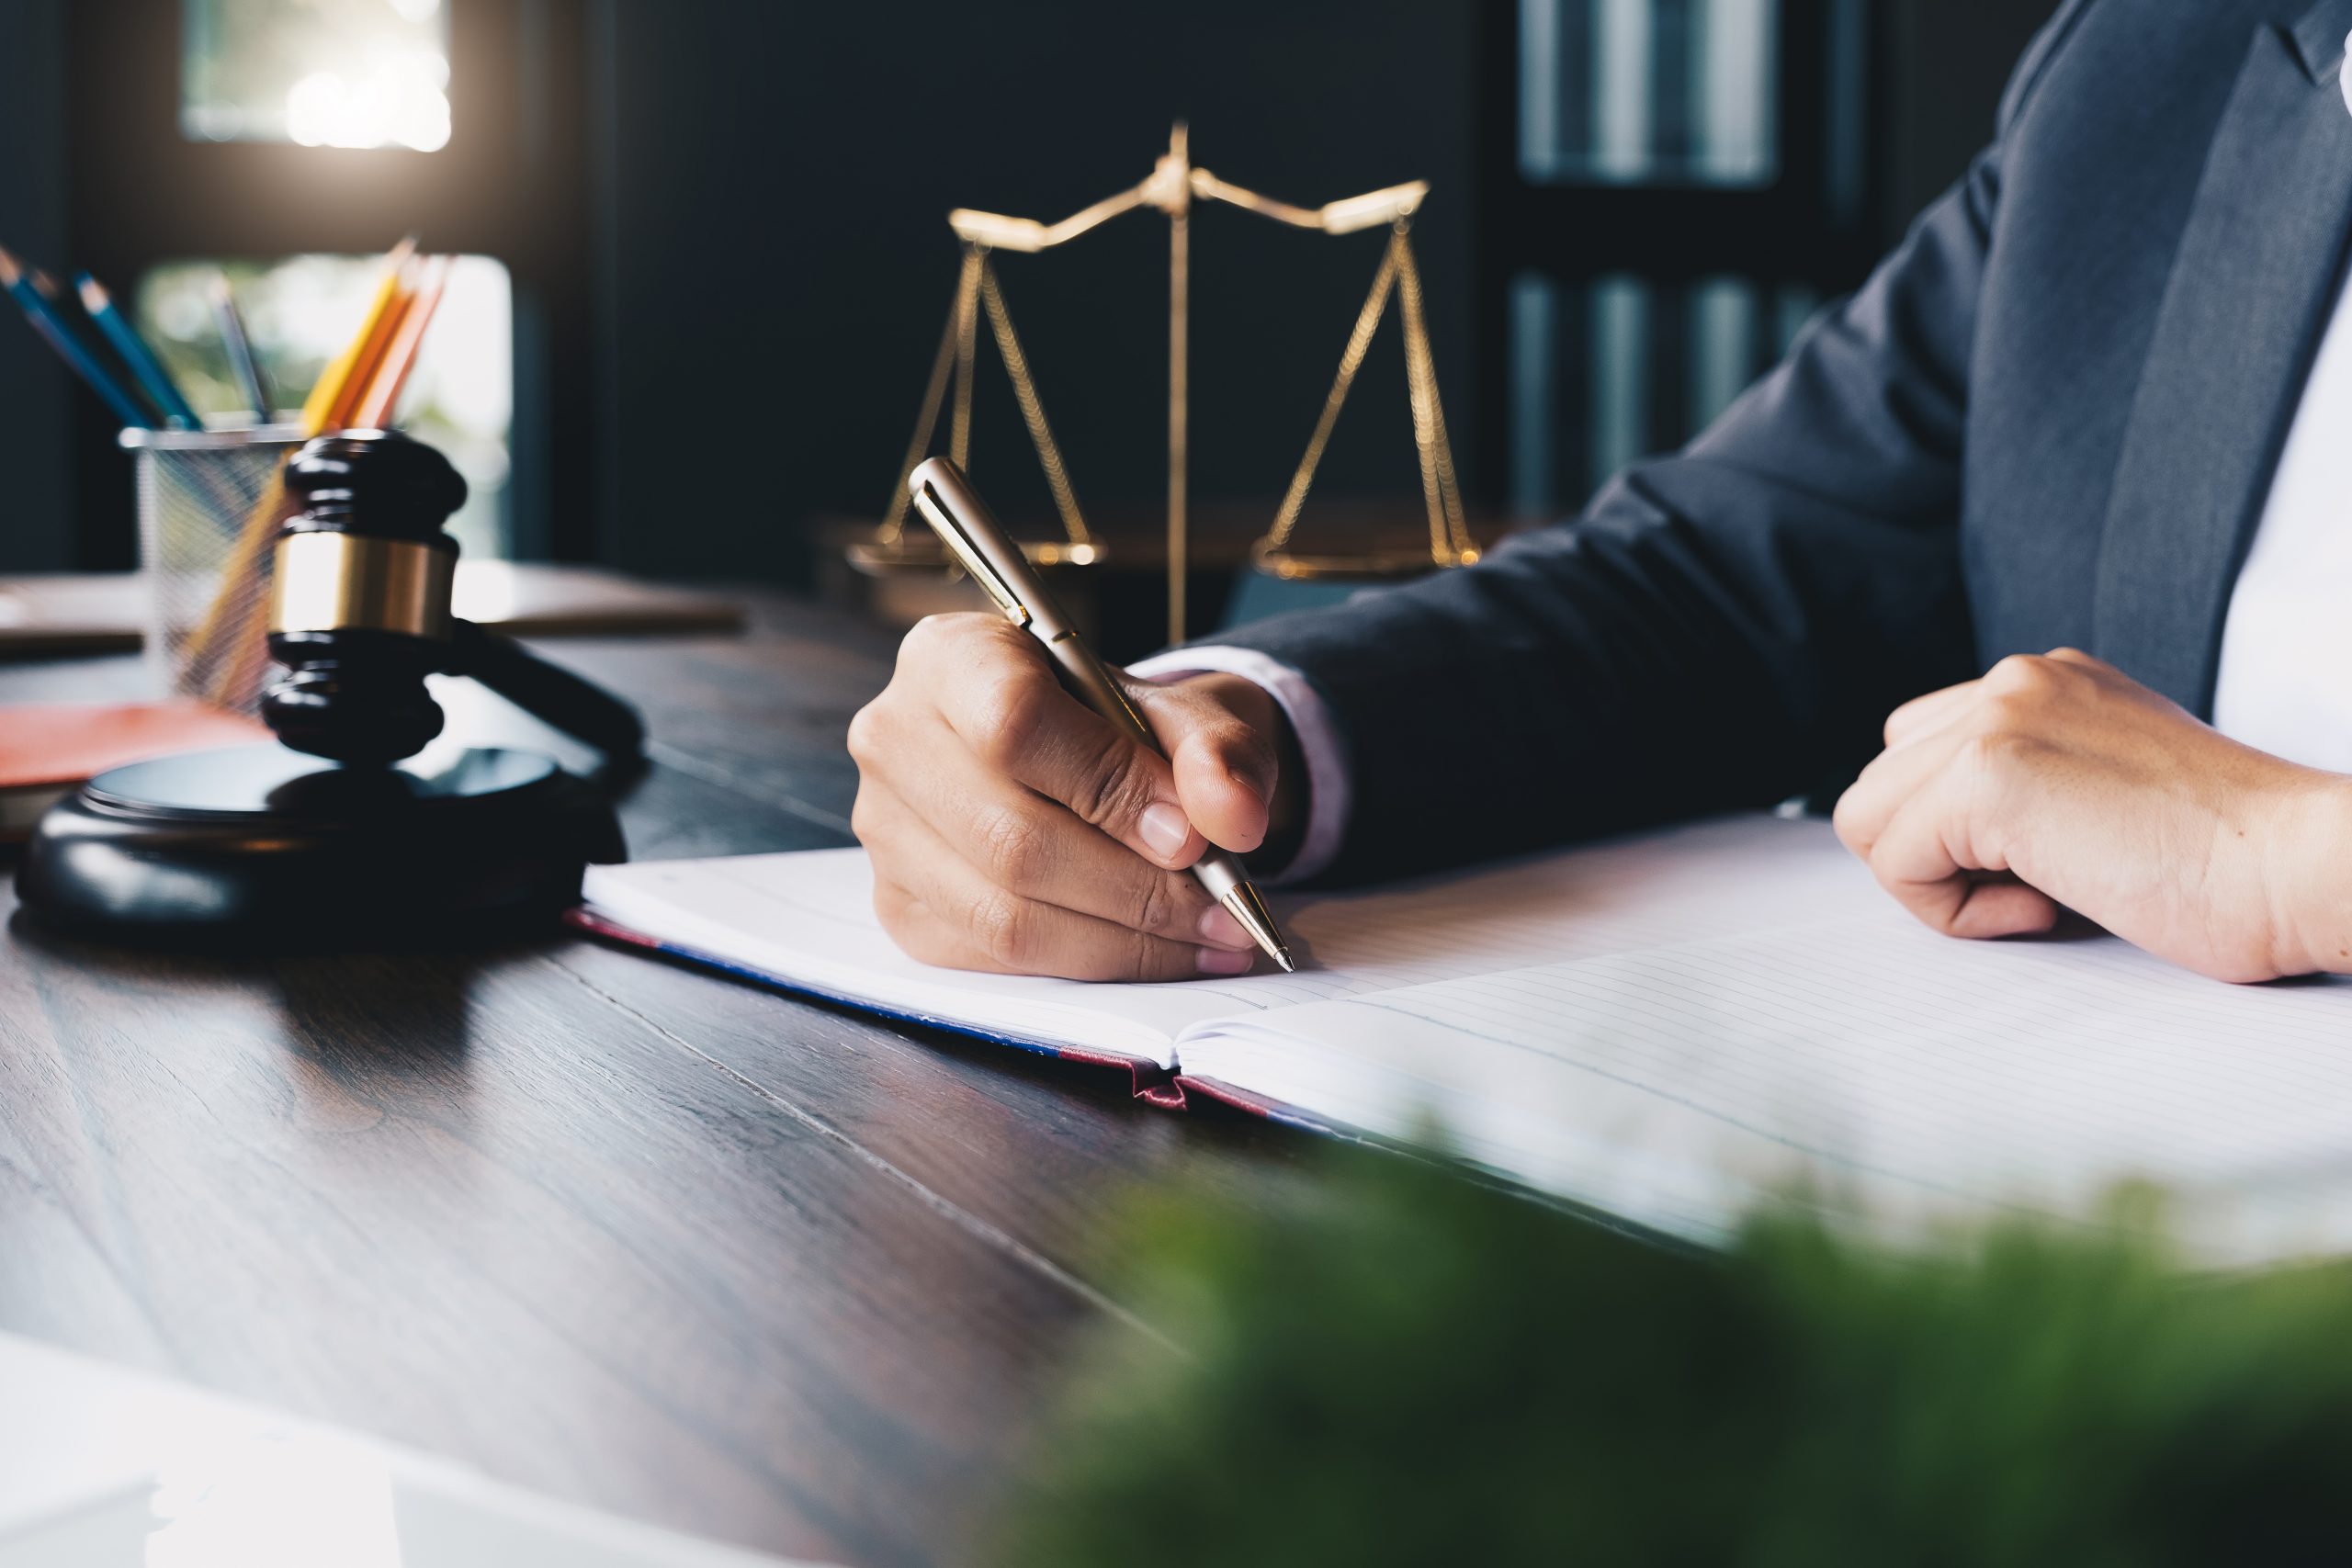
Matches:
[0,593,1315,1568]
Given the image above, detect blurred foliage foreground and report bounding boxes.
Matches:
[993,1149,2352,1567]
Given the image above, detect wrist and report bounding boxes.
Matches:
[2271,771,2352,976]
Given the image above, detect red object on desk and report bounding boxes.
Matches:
[0,700,271,837]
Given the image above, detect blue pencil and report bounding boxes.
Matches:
[78,272,203,429]
[209,273,274,423]
[0,244,154,430]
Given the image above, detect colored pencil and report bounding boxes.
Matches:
[326,254,424,430]
[350,254,449,428]
[334,277,416,426]
[0,243,156,430]
[299,236,417,432]
[209,274,274,423]
[77,273,203,429]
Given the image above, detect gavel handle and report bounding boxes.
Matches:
[445,619,647,761]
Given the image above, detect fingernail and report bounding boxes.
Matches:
[1198,906,1250,947]
[1139,802,1191,859]
[1196,946,1254,976]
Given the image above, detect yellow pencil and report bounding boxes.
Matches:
[299,236,418,432]
[351,255,450,429]
[329,279,418,428]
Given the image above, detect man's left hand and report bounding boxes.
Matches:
[1833,649,2352,983]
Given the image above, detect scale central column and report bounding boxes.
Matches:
[1168,206,1188,648]
[1161,120,1194,649]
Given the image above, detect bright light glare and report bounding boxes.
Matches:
[184,0,452,151]
[283,52,449,151]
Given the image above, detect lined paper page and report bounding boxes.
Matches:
[1180,813,1876,1012]
[581,816,1876,1069]
[1178,914,2352,1265]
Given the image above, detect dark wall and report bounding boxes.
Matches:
[595,0,1479,584]
[0,0,73,570]
[1883,0,2060,231]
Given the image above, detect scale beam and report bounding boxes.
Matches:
[1189,174,1428,234]
[946,171,1428,251]
[948,184,1151,252]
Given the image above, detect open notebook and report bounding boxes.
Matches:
[576,816,2352,1266]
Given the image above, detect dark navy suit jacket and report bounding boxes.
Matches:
[1213,0,2352,885]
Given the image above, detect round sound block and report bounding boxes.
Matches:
[17,743,626,948]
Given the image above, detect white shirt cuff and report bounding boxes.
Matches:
[1125,646,1350,884]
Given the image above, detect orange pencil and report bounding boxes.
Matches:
[322,274,417,431]
[351,254,449,429]
[298,235,418,434]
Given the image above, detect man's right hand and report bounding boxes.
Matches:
[847,613,1298,981]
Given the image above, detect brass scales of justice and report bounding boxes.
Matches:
[851,124,1480,647]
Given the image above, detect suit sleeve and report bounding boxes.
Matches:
[1197,6,2096,887]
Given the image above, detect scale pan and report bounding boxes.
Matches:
[1250,539,1479,583]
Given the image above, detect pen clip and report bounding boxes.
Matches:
[912,482,1031,627]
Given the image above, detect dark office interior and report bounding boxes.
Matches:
[49,6,2352,1567]
[3,1,2051,594]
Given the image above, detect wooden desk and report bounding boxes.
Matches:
[0,592,1314,1567]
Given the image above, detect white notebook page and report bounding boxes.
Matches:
[580,816,1871,1069]
[1178,910,2352,1265]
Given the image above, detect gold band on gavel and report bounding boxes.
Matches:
[267,532,457,640]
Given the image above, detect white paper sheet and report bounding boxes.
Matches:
[585,816,2352,1263]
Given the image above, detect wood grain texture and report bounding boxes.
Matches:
[0,595,1311,1566]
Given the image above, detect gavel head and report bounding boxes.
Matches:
[262,430,469,765]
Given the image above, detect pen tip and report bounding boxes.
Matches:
[0,245,20,287]
[76,275,106,310]
[1273,949,1296,974]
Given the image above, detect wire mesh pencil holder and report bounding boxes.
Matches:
[123,423,307,715]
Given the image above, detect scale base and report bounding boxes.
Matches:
[17,743,626,949]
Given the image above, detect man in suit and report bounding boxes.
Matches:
[849,0,2352,985]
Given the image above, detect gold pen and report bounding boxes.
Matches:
[908,457,1296,974]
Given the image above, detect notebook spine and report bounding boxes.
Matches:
[563,908,1197,1109]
